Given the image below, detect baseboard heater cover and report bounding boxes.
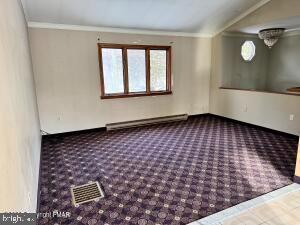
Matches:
[106,114,188,131]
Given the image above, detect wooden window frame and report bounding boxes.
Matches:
[98,43,172,99]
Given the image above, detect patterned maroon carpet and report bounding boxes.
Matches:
[38,115,298,225]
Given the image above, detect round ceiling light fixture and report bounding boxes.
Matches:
[258,28,285,48]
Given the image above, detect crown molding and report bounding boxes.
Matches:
[27,22,213,38]
[283,28,300,37]
[221,28,300,39]
[213,0,271,37]
[222,31,259,39]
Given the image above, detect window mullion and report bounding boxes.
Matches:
[166,48,171,92]
[98,46,106,96]
[146,48,150,94]
[123,48,129,94]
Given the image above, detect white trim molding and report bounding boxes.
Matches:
[27,22,213,38]
[222,31,259,39]
[284,29,300,37]
[222,29,300,39]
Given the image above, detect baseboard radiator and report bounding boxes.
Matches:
[106,114,188,131]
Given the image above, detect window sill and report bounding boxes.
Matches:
[101,91,172,99]
[219,87,300,96]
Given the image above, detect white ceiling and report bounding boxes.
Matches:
[21,0,267,36]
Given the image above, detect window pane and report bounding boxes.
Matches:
[150,50,167,91]
[102,48,124,94]
[127,49,146,92]
[241,41,256,61]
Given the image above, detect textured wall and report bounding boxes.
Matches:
[267,34,300,92]
[0,0,41,212]
[210,0,300,136]
[29,28,212,134]
[221,32,300,93]
[210,35,300,135]
[221,34,269,90]
[210,34,300,135]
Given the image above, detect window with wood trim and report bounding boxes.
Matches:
[98,43,172,99]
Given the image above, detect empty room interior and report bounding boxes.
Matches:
[2,0,300,224]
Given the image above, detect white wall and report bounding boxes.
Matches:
[210,0,300,135]
[29,28,212,134]
[267,33,300,92]
[221,32,300,93]
[221,34,269,90]
[0,0,41,212]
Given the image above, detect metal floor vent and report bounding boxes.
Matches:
[71,181,104,206]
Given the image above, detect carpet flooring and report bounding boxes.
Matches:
[38,115,299,225]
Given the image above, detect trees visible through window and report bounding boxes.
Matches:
[98,44,172,99]
[102,48,124,94]
[150,50,167,92]
[128,49,146,93]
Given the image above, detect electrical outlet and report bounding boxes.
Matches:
[243,105,248,112]
[290,114,294,121]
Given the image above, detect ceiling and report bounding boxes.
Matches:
[21,0,267,36]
